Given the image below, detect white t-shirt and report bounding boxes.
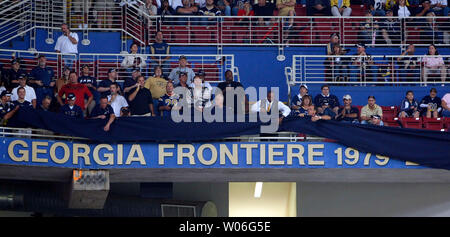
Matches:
[54,32,79,54]
[108,94,129,117]
[398,5,410,18]
[11,85,37,103]
[250,100,291,117]
[170,0,183,9]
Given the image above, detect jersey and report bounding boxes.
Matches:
[60,104,84,119]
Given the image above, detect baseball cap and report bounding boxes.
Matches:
[67,93,76,101]
[132,67,141,73]
[108,68,116,73]
[179,72,187,77]
[300,84,308,90]
[343,94,352,100]
[356,42,366,48]
[430,88,437,93]
[198,70,205,76]
[179,55,187,60]
[371,115,381,119]
[11,59,19,65]
[0,91,9,97]
[18,74,27,80]
[330,33,339,38]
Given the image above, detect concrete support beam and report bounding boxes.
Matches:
[68,169,110,209]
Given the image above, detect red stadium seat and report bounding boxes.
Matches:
[383,117,401,128]
[313,18,339,44]
[193,63,219,82]
[171,26,190,44]
[96,60,120,81]
[295,4,307,16]
[444,117,450,129]
[423,117,444,131]
[399,117,422,129]
[381,106,398,121]
[192,26,218,44]
[351,5,367,16]
[251,24,278,44]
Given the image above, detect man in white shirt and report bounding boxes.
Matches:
[107,82,129,117]
[251,91,291,118]
[430,0,449,16]
[11,75,37,108]
[54,23,79,69]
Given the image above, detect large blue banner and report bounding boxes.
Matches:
[0,137,426,169]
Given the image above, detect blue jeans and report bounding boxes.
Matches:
[224,6,231,16]
[371,9,386,16]
[433,7,449,16]
[442,110,450,117]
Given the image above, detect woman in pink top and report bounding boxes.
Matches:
[422,44,446,85]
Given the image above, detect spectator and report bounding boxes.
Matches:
[29,55,55,106]
[358,11,379,46]
[253,0,276,25]
[336,94,359,123]
[57,71,93,114]
[54,23,78,69]
[176,0,199,25]
[351,43,375,83]
[93,0,115,28]
[217,0,231,16]
[397,44,420,82]
[217,70,246,110]
[291,84,308,111]
[11,75,37,109]
[60,93,83,119]
[422,44,446,85]
[198,0,222,25]
[360,95,383,124]
[145,66,168,105]
[441,92,450,117]
[308,105,332,122]
[397,0,411,17]
[139,0,158,20]
[149,31,171,75]
[0,91,14,125]
[306,0,331,16]
[158,0,176,22]
[108,82,129,117]
[329,44,350,82]
[277,0,296,29]
[55,66,70,94]
[380,9,401,45]
[128,75,155,116]
[123,69,141,101]
[415,0,433,16]
[232,0,251,16]
[195,0,207,8]
[399,90,420,118]
[158,81,181,117]
[331,0,352,16]
[37,96,53,112]
[11,87,33,109]
[98,68,119,97]
[189,69,212,91]
[370,115,384,126]
[250,90,291,121]
[419,87,442,118]
[313,84,340,114]
[430,0,449,16]
[0,80,5,96]
[365,0,387,16]
[90,96,116,131]
[78,65,98,115]
[293,94,313,117]
[326,33,340,56]
[4,59,27,91]
[121,43,147,74]
[189,75,212,111]
[168,55,195,84]
[237,2,255,24]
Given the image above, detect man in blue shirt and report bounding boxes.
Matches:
[60,93,83,119]
[290,84,308,111]
[0,91,14,125]
[150,31,171,76]
[123,69,141,102]
[29,55,55,106]
[90,96,116,132]
[78,64,98,114]
[97,68,119,97]
[336,94,359,123]
[314,84,340,115]
[5,59,27,91]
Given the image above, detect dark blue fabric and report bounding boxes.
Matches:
[9,106,450,170]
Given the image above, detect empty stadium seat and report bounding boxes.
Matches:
[423,117,444,131]
[399,117,422,129]
[193,63,219,82]
[191,26,218,44]
[381,106,398,121]
[383,117,401,128]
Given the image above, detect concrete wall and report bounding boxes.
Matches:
[172,182,229,217]
[297,182,450,217]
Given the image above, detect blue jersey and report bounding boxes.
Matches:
[291,94,303,108]
[60,104,84,119]
[12,100,32,109]
[150,41,170,55]
[157,93,180,117]
[314,94,340,109]
[400,98,419,114]
[420,95,441,113]
[30,66,54,87]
